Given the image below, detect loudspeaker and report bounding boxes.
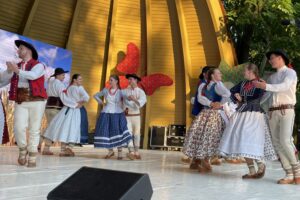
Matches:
[149,126,167,147]
[166,136,185,147]
[168,125,186,137]
[47,167,153,200]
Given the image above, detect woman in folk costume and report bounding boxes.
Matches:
[43,74,89,156]
[41,69,81,155]
[184,66,219,167]
[219,63,277,179]
[191,66,213,116]
[183,68,231,172]
[94,75,132,160]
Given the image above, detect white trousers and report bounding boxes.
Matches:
[41,108,60,145]
[14,101,46,152]
[45,108,60,125]
[126,116,141,149]
[269,109,298,170]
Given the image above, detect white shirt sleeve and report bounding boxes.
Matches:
[122,88,147,109]
[0,70,13,87]
[18,63,45,80]
[123,96,137,109]
[190,97,195,105]
[79,86,90,102]
[94,88,107,103]
[266,70,297,92]
[215,81,231,99]
[137,89,147,108]
[197,83,212,107]
[53,81,78,108]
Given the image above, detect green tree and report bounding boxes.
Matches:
[221,0,300,69]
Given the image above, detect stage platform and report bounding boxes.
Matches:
[0,146,299,200]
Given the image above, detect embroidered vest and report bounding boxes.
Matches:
[9,59,47,101]
[203,83,222,102]
[192,79,206,116]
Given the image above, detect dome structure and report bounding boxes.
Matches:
[0,0,236,146]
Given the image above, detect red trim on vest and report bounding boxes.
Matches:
[9,59,47,101]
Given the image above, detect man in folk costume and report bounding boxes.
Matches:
[254,49,300,184]
[41,68,80,155]
[1,40,47,167]
[122,74,147,159]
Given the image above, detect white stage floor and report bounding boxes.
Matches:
[0,146,299,200]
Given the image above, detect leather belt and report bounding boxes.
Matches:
[16,88,45,104]
[46,96,64,109]
[126,114,140,117]
[269,104,294,118]
[269,104,294,112]
[125,107,140,117]
[46,107,62,110]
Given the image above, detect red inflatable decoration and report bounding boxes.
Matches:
[105,43,173,96]
[139,74,173,95]
[116,43,139,74]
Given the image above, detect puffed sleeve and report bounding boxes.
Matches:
[137,89,147,108]
[79,86,90,102]
[266,69,297,92]
[54,81,78,108]
[215,81,231,99]
[197,83,212,107]
[229,81,243,103]
[94,88,107,103]
[18,63,45,80]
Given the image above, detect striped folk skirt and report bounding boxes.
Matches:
[94,112,132,148]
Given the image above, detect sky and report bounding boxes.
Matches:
[0,29,72,85]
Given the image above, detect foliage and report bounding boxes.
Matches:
[218,60,246,86]
[221,0,300,68]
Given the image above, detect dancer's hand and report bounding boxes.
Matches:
[253,80,266,90]
[234,93,242,102]
[129,95,140,106]
[97,100,103,105]
[76,102,83,108]
[6,62,19,74]
[128,95,136,101]
[211,102,222,109]
[6,62,13,72]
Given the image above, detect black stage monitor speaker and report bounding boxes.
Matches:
[168,125,186,137]
[47,167,153,200]
[149,126,167,147]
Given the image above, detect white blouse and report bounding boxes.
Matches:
[265,66,297,106]
[78,86,90,102]
[66,85,90,104]
[47,78,78,108]
[197,81,231,107]
[122,86,147,114]
[94,88,124,113]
